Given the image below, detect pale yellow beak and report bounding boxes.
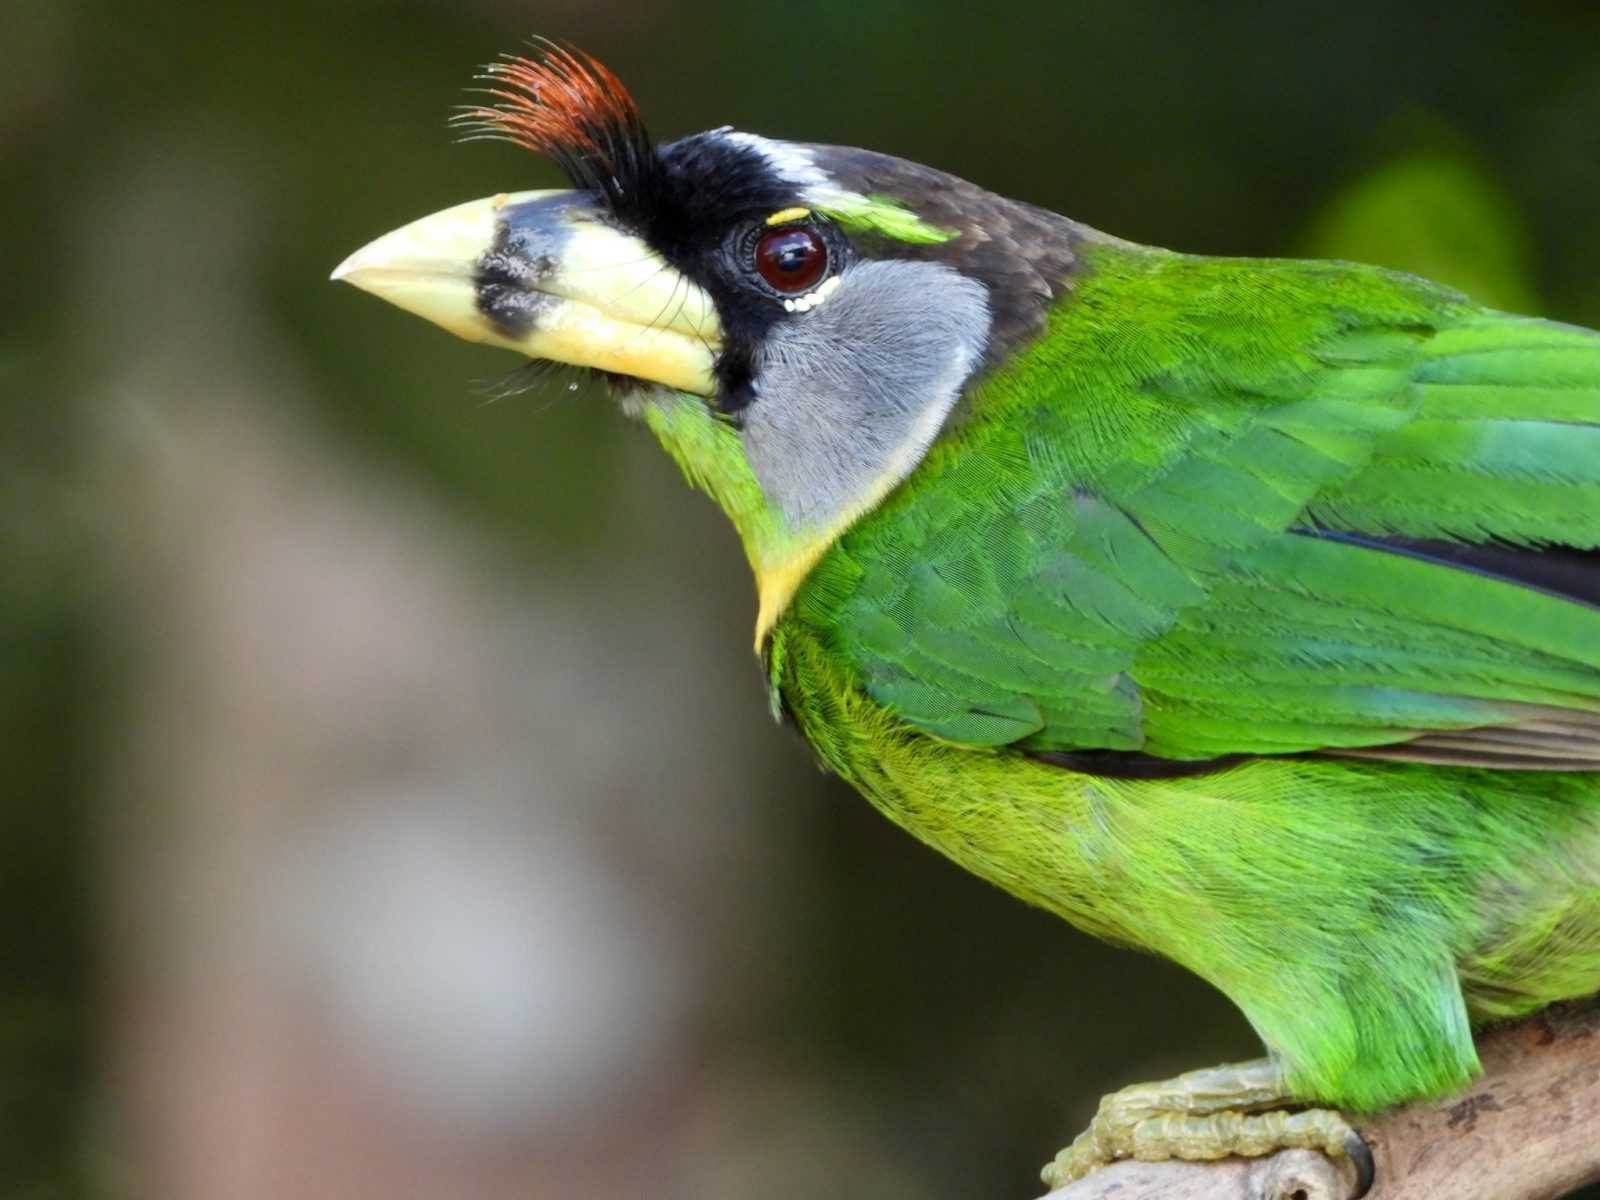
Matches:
[332,190,721,396]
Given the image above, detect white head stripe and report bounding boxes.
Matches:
[720,131,864,213]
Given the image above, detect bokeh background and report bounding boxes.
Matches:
[5,2,1600,1197]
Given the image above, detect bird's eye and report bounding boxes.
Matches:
[754,227,828,294]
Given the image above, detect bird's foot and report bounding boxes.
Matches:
[1040,1058,1372,1194]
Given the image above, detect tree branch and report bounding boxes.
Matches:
[1044,997,1600,1200]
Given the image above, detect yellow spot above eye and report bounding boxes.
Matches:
[765,206,811,226]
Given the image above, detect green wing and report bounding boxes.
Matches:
[794,247,1600,766]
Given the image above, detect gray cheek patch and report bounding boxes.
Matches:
[742,259,991,533]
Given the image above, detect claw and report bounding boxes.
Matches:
[1343,1129,1375,1198]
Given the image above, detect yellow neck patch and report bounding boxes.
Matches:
[749,445,930,649]
[753,536,835,650]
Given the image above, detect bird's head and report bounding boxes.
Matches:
[334,44,1086,642]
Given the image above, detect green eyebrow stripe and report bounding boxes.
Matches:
[815,193,960,244]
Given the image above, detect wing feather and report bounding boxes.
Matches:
[803,250,1600,770]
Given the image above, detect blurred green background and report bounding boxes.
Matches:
[4,2,1600,1197]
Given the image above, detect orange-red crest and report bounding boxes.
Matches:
[453,42,659,218]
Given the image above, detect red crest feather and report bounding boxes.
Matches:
[452,41,659,218]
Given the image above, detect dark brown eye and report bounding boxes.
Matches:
[754,226,828,294]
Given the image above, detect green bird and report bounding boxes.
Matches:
[333,44,1600,1190]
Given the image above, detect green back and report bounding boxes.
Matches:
[785,245,1600,760]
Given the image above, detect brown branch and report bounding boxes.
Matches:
[1044,997,1600,1200]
